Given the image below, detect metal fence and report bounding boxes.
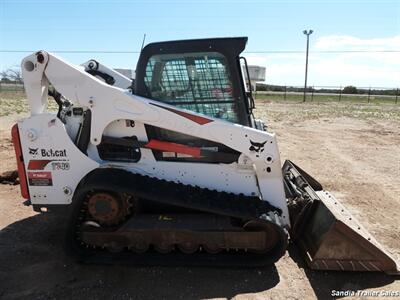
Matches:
[255,85,399,104]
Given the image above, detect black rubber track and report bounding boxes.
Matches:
[65,168,288,266]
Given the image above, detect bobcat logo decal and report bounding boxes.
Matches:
[249,140,267,157]
[29,147,39,156]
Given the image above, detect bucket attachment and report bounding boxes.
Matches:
[283,160,399,274]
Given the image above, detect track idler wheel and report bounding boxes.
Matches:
[87,192,132,225]
[243,218,284,254]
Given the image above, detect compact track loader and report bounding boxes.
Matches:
[12,37,399,273]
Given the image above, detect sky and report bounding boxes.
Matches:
[0,0,399,88]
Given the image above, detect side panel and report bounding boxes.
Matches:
[18,113,99,205]
[101,120,259,197]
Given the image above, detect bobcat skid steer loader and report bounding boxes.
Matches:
[11,37,399,273]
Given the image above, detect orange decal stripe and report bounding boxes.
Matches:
[145,139,202,158]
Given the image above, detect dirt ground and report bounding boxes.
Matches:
[0,101,399,299]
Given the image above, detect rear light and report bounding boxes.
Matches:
[11,124,30,199]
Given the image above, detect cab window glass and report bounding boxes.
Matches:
[144,52,238,123]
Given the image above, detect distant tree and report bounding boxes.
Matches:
[0,70,8,81]
[256,83,268,91]
[0,66,22,83]
[342,85,358,94]
[0,77,12,83]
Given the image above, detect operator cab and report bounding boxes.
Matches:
[134,37,257,128]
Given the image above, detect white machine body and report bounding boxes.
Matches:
[17,51,290,225]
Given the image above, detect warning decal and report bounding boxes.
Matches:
[28,171,53,186]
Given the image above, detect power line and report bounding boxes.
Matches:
[0,50,399,54]
[247,50,400,53]
[0,50,141,54]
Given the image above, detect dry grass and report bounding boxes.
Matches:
[0,91,58,117]
[2,91,399,121]
[254,100,400,122]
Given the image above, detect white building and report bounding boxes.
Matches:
[248,65,266,91]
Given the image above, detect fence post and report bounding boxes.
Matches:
[339,86,342,102]
[368,87,371,103]
[396,88,398,104]
[284,85,287,101]
[311,85,314,102]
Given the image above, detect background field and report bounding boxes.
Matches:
[255,91,399,105]
[0,92,399,299]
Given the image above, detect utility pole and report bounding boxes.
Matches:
[303,29,313,102]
